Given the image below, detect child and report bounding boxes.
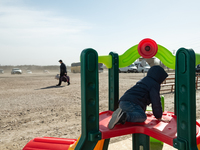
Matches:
[108,65,169,129]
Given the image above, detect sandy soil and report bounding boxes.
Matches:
[0,70,200,150]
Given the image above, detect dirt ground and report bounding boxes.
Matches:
[0,70,200,150]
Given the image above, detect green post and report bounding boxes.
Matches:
[102,140,110,150]
[161,95,164,111]
[132,134,150,150]
[102,52,119,150]
[108,52,119,111]
[173,48,198,150]
[75,48,101,150]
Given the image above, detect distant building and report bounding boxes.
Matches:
[71,62,103,73]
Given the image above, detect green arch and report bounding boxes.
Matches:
[98,44,200,69]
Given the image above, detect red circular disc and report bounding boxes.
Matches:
[138,38,158,58]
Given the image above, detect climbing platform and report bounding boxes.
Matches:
[99,111,200,146]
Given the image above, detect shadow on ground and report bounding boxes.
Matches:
[35,85,65,90]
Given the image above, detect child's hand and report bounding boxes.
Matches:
[145,111,153,116]
[157,118,170,123]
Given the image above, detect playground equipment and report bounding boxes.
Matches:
[23,38,200,150]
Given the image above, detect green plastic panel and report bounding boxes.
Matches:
[132,133,150,150]
[173,48,198,150]
[108,52,119,111]
[75,48,101,150]
[155,45,176,69]
[118,45,140,68]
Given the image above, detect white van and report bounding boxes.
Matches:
[119,64,137,73]
[135,62,150,73]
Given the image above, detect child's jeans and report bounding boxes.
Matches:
[119,101,147,122]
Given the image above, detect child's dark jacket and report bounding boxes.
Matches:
[119,66,168,119]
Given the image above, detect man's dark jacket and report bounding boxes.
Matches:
[60,63,67,76]
[119,65,168,119]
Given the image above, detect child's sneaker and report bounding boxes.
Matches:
[108,107,127,129]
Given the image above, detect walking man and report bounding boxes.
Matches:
[56,60,70,86]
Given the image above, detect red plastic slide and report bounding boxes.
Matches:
[23,137,77,150]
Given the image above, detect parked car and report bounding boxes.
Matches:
[0,69,4,74]
[43,70,50,73]
[11,68,22,74]
[136,63,150,73]
[27,70,32,74]
[119,64,137,73]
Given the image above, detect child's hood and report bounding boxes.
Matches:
[147,65,168,84]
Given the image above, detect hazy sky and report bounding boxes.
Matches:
[1,0,200,66]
